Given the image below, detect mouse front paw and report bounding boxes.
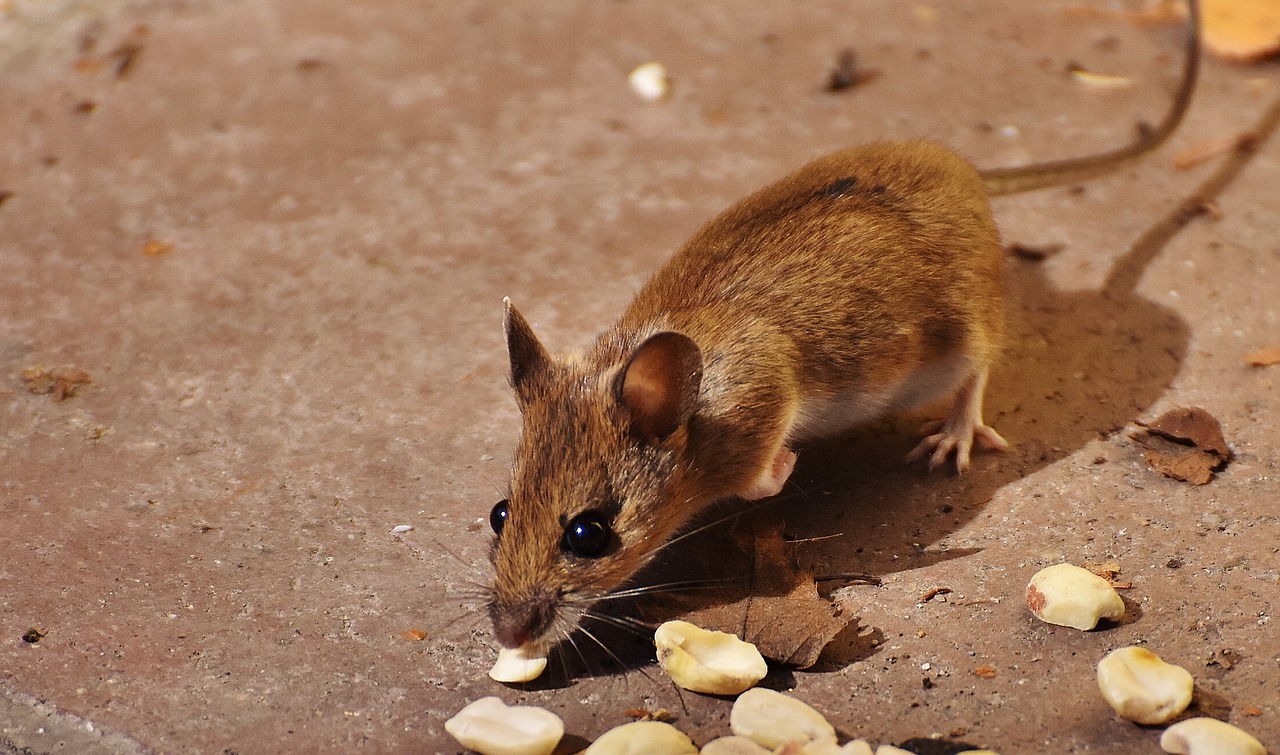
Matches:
[739,446,797,500]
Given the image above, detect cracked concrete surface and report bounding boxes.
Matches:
[1,1,1277,753]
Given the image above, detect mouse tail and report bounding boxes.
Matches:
[980,0,1200,197]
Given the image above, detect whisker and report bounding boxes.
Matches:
[585,576,743,602]
[428,538,485,574]
[575,623,664,691]
[580,610,657,638]
[560,629,589,682]
[647,489,806,560]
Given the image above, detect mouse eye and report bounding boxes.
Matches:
[489,499,510,536]
[562,511,611,558]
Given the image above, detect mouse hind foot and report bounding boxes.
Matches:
[905,366,1008,473]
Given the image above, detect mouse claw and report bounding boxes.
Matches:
[907,421,1008,474]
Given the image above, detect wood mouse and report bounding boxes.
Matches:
[484,2,1201,655]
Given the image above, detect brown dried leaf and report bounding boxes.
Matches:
[639,521,856,668]
[22,366,92,401]
[1142,447,1220,485]
[1246,345,1280,367]
[1145,407,1231,459]
[1202,0,1280,62]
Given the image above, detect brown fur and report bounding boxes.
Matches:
[492,143,1003,647]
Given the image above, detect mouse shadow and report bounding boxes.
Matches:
[558,246,1190,681]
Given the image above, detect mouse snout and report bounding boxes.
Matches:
[491,587,559,648]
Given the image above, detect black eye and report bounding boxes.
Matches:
[562,511,611,558]
[489,499,509,535]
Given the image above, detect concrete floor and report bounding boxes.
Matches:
[2,1,1278,753]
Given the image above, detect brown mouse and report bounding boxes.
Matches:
[484,2,1200,654]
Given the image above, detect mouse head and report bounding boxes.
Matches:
[487,299,704,649]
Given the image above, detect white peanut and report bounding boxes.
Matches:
[489,644,548,683]
[1096,646,1194,724]
[583,720,697,754]
[654,620,768,695]
[1160,717,1267,755]
[444,697,563,755]
[730,688,837,749]
[1026,563,1125,630]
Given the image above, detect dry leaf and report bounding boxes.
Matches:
[639,521,856,668]
[974,665,997,679]
[1202,0,1280,62]
[399,628,427,641]
[623,708,672,722]
[1146,407,1231,458]
[1245,345,1280,367]
[1142,447,1220,485]
[1135,407,1231,485]
[22,366,92,401]
[1086,561,1133,589]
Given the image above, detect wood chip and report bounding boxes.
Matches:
[142,239,174,257]
[1173,133,1256,170]
[1245,345,1280,367]
[920,586,953,603]
[1068,64,1133,89]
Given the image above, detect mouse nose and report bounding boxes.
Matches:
[491,588,559,648]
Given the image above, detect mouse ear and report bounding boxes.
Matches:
[617,331,703,442]
[504,298,552,405]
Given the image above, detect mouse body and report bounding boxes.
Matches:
[484,2,1201,654]
[491,141,1005,648]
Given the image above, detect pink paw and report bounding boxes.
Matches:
[740,446,797,500]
